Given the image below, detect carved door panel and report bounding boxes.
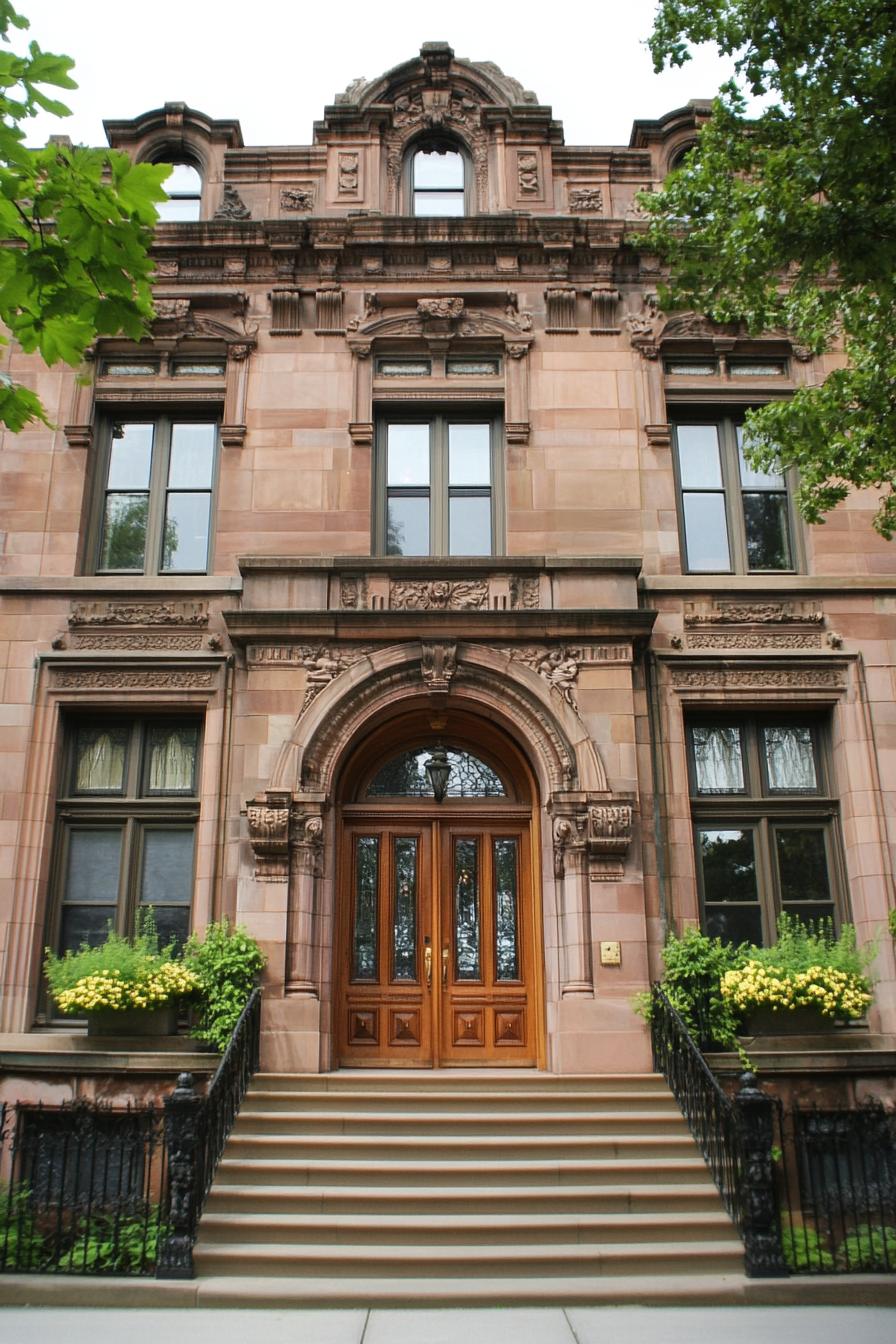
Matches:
[337,819,535,1067]
[339,823,434,1067]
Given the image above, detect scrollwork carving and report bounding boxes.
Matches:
[213,186,251,220]
[280,186,314,212]
[51,669,215,690]
[670,667,846,692]
[390,579,487,611]
[569,187,603,212]
[417,296,464,321]
[69,601,209,628]
[421,641,457,693]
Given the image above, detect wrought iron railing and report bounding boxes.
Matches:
[156,986,261,1278]
[0,986,261,1280]
[0,1099,167,1275]
[777,1100,896,1274]
[650,983,787,1277]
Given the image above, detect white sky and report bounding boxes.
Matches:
[20,0,741,150]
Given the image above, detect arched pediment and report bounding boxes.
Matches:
[347,303,533,348]
[331,43,542,118]
[265,641,607,800]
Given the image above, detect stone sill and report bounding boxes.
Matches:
[705,1032,896,1077]
[238,555,645,575]
[0,1032,218,1076]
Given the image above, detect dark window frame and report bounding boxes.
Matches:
[405,138,471,216]
[87,412,220,576]
[46,716,202,971]
[671,413,801,574]
[373,408,504,557]
[686,715,845,946]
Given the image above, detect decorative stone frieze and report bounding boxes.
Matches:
[685,632,822,650]
[51,668,216,691]
[390,579,488,610]
[683,600,824,627]
[69,600,209,627]
[670,667,846,692]
[550,794,635,886]
[510,647,579,710]
[70,633,206,651]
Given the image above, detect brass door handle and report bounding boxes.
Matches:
[424,946,432,989]
[442,945,449,987]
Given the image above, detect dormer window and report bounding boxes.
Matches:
[411,143,466,216]
[157,161,203,222]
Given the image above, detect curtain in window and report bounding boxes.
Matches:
[693,726,744,793]
[764,726,817,790]
[148,727,197,792]
[75,730,126,792]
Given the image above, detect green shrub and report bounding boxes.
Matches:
[781,1222,835,1272]
[837,1223,896,1271]
[637,926,747,1048]
[749,913,875,980]
[0,1186,45,1270]
[888,908,896,942]
[64,1210,164,1274]
[184,918,266,1050]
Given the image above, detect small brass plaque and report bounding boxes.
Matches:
[600,941,622,966]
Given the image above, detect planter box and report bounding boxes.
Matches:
[742,1005,844,1036]
[85,1005,180,1037]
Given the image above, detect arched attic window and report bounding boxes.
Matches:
[157,160,203,222]
[410,140,467,216]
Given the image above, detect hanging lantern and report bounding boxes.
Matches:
[424,745,451,802]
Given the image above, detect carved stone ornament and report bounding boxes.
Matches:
[551,799,634,880]
[517,151,539,195]
[71,633,205,651]
[624,294,662,359]
[280,186,314,212]
[51,668,216,691]
[214,186,251,221]
[154,299,191,321]
[417,296,464,321]
[510,647,579,709]
[569,187,603,213]
[247,793,291,881]
[588,804,633,857]
[670,667,846,692]
[684,601,824,627]
[390,579,487,611]
[69,600,209,628]
[686,632,822,650]
[290,810,325,877]
[510,577,540,610]
[337,152,359,195]
[421,641,457,693]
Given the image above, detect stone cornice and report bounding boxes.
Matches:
[223,608,656,645]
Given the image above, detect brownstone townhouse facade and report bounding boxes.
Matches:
[1,43,894,1086]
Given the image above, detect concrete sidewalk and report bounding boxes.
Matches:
[1,1306,894,1344]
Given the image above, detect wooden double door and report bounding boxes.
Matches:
[337,815,537,1067]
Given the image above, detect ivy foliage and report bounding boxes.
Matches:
[184,918,266,1051]
[0,1,168,430]
[641,1,896,535]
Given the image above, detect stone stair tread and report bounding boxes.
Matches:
[214,1155,713,1180]
[194,1238,743,1272]
[234,1108,683,1126]
[224,1134,697,1153]
[197,1209,738,1241]
[205,1180,723,1204]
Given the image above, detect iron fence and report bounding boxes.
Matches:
[651,982,896,1276]
[776,1099,896,1273]
[0,1099,167,1275]
[0,985,261,1279]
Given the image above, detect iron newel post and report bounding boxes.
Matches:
[157,1071,203,1279]
[735,1071,788,1278]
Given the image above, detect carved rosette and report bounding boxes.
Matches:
[247,793,291,881]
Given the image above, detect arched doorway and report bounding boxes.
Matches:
[334,709,542,1068]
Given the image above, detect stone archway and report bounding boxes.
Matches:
[246,640,636,1071]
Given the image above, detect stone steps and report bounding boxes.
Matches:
[193,1070,744,1299]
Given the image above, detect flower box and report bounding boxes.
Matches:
[86,1005,180,1037]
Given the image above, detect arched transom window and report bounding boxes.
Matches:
[158,162,203,222]
[412,144,465,216]
[366,748,507,798]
